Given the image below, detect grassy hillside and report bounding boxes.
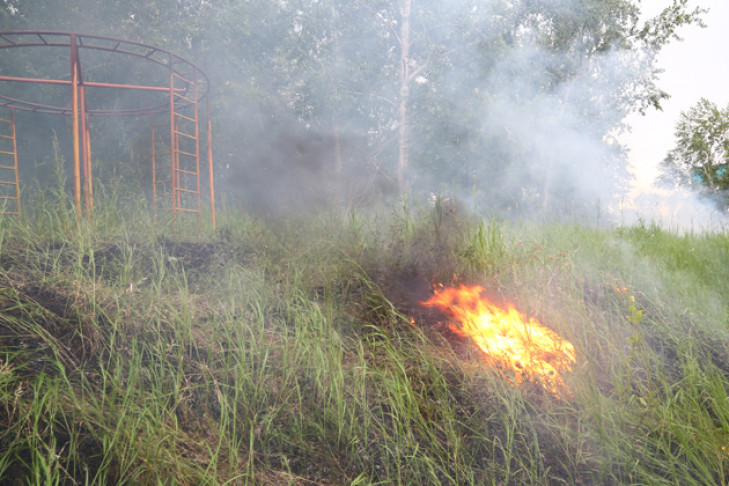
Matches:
[1,191,729,485]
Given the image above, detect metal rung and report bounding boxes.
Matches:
[0,180,17,185]
[175,168,198,176]
[0,164,16,169]
[0,134,13,139]
[175,207,200,214]
[173,92,195,104]
[0,195,18,199]
[176,149,197,158]
[176,187,199,195]
[0,151,15,156]
[0,118,10,123]
[174,112,196,123]
[173,130,197,140]
[172,72,194,85]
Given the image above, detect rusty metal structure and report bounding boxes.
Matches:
[0,30,215,227]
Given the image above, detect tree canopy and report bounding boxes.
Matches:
[0,0,706,216]
[661,98,729,207]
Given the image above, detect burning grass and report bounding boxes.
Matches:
[421,283,576,397]
[1,192,729,484]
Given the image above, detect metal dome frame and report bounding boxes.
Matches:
[0,30,215,227]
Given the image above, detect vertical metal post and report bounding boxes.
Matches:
[193,69,201,226]
[168,55,177,225]
[70,34,82,217]
[205,94,215,230]
[85,113,93,210]
[10,108,20,218]
[79,81,91,213]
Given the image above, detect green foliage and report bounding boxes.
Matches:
[663,98,729,203]
[0,0,706,212]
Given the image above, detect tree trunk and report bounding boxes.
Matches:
[330,1,343,176]
[397,0,412,195]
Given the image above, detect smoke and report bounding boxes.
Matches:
[209,0,723,231]
[391,11,645,224]
[222,122,395,215]
[626,185,728,233]
[467,45,634,219]
[398,1,726,232]
[3,0,717,231]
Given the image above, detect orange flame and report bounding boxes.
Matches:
[421,284,575,396]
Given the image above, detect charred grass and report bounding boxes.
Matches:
[1,194,729,484]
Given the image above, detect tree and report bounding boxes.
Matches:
[357,0,707,209]
[0,0,708,215]
[465,0,706,213]
[662,98,729,203]
[396,0,413,195]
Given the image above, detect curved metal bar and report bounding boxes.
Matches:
[0,30,210,115]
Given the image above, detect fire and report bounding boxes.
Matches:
[421,284,575,396]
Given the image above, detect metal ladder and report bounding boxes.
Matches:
[169,68,201,225]
[0,108,20,217]
[149,66,203,226]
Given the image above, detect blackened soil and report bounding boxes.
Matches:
[158,237,245,269]
[0,282,95,373]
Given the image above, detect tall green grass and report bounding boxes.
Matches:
[1,185,728,484]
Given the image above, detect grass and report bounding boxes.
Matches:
[1,184,729,485]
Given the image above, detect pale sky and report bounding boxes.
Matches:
[617,0,729,228]
[623,0,729,192]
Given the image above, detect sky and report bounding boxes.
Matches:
[622,0,729,195]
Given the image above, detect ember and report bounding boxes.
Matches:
[421,284,575,396]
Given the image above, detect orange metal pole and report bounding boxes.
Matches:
[205,94,215,230]
[79,80,185,92]
[70,34,81,217]
[169,57,177,225]
[85,113,93,210]
[0,75,71,85]
[10,108,20,218]
[80,82,91,213]
[193,69,201,226]
[0,76,185,92]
